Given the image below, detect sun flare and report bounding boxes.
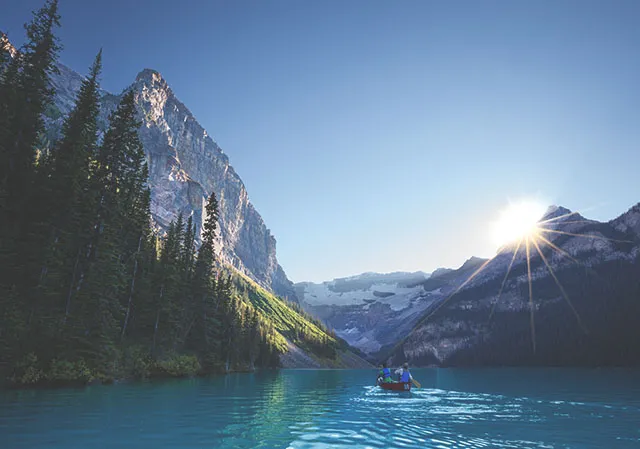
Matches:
[423,199,614,353]
[492,200,547,247]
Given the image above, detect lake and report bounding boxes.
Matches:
[1,368,640,448]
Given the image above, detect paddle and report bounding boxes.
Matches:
[411,378,422,388]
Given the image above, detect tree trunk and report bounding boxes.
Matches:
[63,248,82,324]
[225,343,231,373]
[121,235,142,340]
[152,285,163,354]
[203,292,209,345]
[152,309,160,355]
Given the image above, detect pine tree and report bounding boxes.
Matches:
[217,276,236,371]
[150,221,180,354]
[246,308,261,369]
[0,1,64,367]
[181,215,196,280]
[189,192,220,364]
[195,193,219,280]
[1,0,60,203]
[74,90,148,367]
[36,51,102,342]
[0,0,60,298]
[0,286,26,367]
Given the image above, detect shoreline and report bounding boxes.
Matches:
[5,365,640,391]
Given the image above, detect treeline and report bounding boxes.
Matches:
[0,0,287,386]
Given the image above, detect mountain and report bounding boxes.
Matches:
[295,264,501,360]
[43,62,295,300]
[390,204,640,367]
[297,204,640,367]
[296,271,437,357]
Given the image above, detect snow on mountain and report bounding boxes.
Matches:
[295,267,495,356]
[300,280,426,310]
[295,272,431,354]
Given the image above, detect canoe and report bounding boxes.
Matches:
[379,381,411,391]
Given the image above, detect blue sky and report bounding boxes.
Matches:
[3,0,640,282]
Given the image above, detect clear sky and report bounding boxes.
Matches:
[3,0,640,282]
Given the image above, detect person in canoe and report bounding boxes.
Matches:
[395,362,413,384]
[377,362,394,385]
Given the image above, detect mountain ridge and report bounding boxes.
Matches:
[389,203,640,367]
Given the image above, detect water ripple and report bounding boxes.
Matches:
[2,369,640,448]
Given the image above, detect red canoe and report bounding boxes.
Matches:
[379,381,411,391]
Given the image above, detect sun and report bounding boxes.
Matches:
[491,200,547,247]
[423,197,608,353]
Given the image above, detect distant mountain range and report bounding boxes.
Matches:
[296,271,431,355]
[300,204,640,366]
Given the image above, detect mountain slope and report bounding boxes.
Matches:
[232,273,371,368]
[44,63,295,299]
[390,204,640,367]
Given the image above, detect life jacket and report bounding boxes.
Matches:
[401,369,410,383]
[382,368,391,378]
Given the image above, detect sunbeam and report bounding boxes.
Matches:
[542,220,594,226]
[420,258,495,325]
[538,211,582,225]
[531,236,588,333]
[488,238,522,323]
[525,237,536,352]
[536,233,581,265]
[420,202,618,354]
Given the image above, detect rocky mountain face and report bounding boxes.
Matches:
[296,271,441,357]
[296,263,493,359]
[391,204,640,367]
[43,63,295,299]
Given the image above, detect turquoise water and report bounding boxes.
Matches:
[2,368,640,448]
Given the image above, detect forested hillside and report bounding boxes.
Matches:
[0,0,348,387]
